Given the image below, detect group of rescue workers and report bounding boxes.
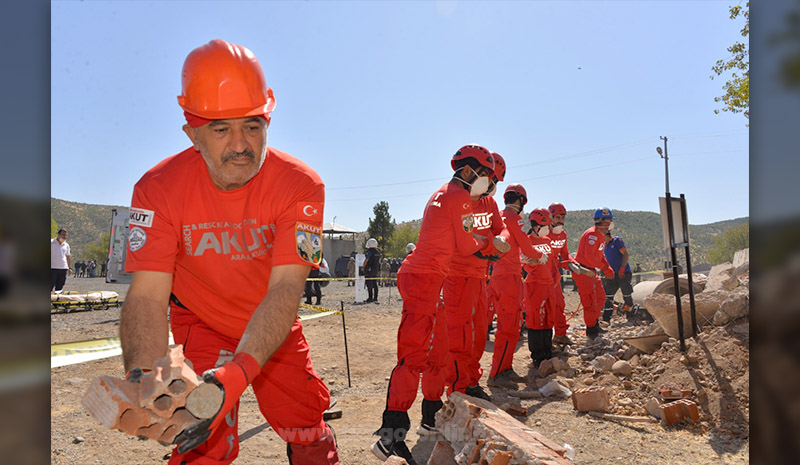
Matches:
[114,39,635,465]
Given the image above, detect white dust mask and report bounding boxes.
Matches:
[537,225,550,237]
[468,176,491,197]
[552,225,564,234]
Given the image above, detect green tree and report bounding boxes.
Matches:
[83,233,111,264]
[51,214,58,237]
[366,201,395,249]
[707,223,749,265]
[385,223,420,258]
[711,1,749,122]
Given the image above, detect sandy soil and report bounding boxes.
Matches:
[51,277,749,464]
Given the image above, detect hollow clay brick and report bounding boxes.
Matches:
[436,392,573,464]
[83,344,222,444]
[571,386,609,412]
[659,399,700,426]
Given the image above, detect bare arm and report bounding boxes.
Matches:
[619,246,629,273]
[120,270,173,372]
[237,264,309,366]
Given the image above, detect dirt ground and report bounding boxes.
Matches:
[51,277,749,464]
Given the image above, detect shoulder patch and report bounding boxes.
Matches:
[463,202,471,210]
[128,226,147,251]
[129,207,154,228]
[461,214,474,233]
[296,223,322,265]
[588,239,596,245]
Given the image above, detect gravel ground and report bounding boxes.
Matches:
[51,278,749,464]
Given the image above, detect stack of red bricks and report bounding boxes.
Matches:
[82,345,222,444]
[433,392,574,464]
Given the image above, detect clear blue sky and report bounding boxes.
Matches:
[51,0,749,232]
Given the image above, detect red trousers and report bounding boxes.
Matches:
[549,280,569,336]
[387,272,449,411]
[487,273,523,377]
[573,273,605,327]
[523,279,552,330]
[443,276,488,392]
[168,306,338,465]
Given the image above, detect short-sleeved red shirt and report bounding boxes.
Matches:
[547,229,571,280]
[125,146,324,339]
[575,225,611,271]
[491,207,542,277]
[448,196,504,278]
[399,181,482,278]
[522,234,553,284]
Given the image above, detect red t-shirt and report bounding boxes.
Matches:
[399,181,482,278]
[492,207,542,276]
[125,146,324,339]
[448,196,504,278]
[547,229,571,280]
[522,234,553,284]
[575,225,612,272]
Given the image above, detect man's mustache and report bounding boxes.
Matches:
[222,150,255,162]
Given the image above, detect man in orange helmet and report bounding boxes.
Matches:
[119,39,339,465]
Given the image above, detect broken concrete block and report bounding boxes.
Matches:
[538,359,556,377]
[705,263,739,292]
[83,344,223,443]
[659,399,700,426]
[732,248,749,276]
[571,386,609,412]
[436,392,573,465]
[427,440,457,465]
[645,397,662,419]
[591,354,615,373]
[611,360,632,377]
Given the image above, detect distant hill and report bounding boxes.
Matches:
[51,198,127,262]
[51,198,748,271]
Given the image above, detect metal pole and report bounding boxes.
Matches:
[660,136,670,193]
[665,193,686,352]
[680,194,698,337]
[340,301,352,387]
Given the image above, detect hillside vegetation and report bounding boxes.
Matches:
[51,198,747,271]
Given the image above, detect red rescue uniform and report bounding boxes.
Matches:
[443,196,504,393]
[573,225,614,328]
[387,181,483,412]
[546,229,571,337]
[523,234,554,331]
[126,146,336,465]
[487,207,542,377]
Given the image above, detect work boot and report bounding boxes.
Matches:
[527,328,548,367]
[487,373,518,389]
[372,439,418,465]
[417,399,443,437]
[601,308,613,323]
[464,384,492,401]
[586,323,600,340]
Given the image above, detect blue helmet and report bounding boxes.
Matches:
[593,207,614,221]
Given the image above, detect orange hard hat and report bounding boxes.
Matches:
[178,39,276,120]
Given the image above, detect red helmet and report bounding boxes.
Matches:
[451,144,495,173]
[504,183,527,202]
[548,202,567,216]
[490,152,506,181]
[529,207,552,226]
[178,39,276,120]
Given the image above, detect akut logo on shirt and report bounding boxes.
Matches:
[472,212,493,230]
[533,243,552,255]
[550,238,566,249]
[181,219,275,261]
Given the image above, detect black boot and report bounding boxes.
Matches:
[419,399,443,435]
[586,323,600,340]
[527,328,547,367]
[373,410,416,464]
[543,329,553,360]
[602,308,613,322]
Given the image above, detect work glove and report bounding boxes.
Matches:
[174,352,261,454]
[603,267,615,279]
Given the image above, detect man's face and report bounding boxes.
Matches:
[596,218,612,231]
[552,214,565,226]
[183,116,269,191]
[58,230,68,242]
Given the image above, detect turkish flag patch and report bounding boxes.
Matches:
[297,202,323,222]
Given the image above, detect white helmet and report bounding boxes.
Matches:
[406,243,416,253]
[366,238,378,249]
